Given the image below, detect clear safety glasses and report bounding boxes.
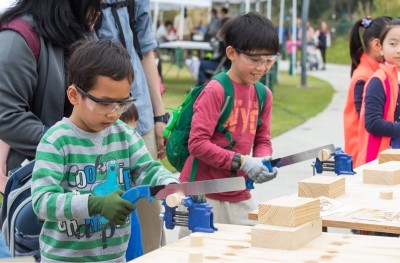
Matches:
[73,84,135,115]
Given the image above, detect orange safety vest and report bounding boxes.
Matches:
[343,53,380,165]
[356,64,399,167]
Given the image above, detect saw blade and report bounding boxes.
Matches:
[151,176,246,199]
[270,144,335,168]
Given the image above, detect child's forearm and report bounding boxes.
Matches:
[0,140,10,193]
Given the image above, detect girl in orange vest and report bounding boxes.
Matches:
[356,19,400,167]
[343,16,391,166]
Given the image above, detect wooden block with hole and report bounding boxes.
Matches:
[378,149,400,164]
[363,161,400,185]
[251,217,322,250]
[257,196,320,227]
[298,175,345,198]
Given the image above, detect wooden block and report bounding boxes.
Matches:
[251,218,322,250]
[190,232,204,247]
[318,149,332,161]
[188,251,203,263]
[378,149,400,164]
[380,190,393,200]
[258,196,320,227]
[363,161,400,185]
[298,176,345,198]
[165,193,184,207]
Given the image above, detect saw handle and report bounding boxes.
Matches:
[121,185,153,204]
[245,160,273,189]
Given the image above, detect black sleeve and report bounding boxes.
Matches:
[364,77,400,137]
[354,79,366,118]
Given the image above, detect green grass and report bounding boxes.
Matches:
[160,63,334,171]
[328,35,351,65]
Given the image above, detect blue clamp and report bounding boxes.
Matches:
[314,147,356,175]
[162,195,217,233]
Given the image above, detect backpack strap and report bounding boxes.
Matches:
[0,18,40,64]
[213,72,235,149]
[101,0,143,60]
[127,0,142,60]
[254,81,267,126]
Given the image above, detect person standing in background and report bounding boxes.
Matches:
[220,7,230,27]
[174,7,193,41]
[314,20,331,70]
[205,8,220,41]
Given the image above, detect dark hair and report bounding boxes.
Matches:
[379,19,400,47]
[0,0,101,49]
[218,12,279,54]
[349,16,392,75]
[68,40,134,92]
[221,7,229,15]
[165,20,173,27]
[211,8,217,16]
[120,103,139,123]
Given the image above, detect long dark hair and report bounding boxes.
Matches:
[349,16,391,76]
[0,0,101,49]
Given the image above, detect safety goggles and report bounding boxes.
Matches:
[73,84,135,115]
[235,48,279,67]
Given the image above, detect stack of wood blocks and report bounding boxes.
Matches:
[363,161,400,185]
[298,176,345,198]
[251,196,322,250]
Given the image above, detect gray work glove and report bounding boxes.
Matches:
[258,156,278,183]
[240,156,278,184]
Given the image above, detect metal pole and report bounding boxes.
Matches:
[300,0,310,86]
[291,0,297,76]
[266,0,271,19]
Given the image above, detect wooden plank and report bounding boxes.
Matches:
[132,224,400,262]
[298,176,345,198]
[251,218,322,250]
[378,149,400,164]
[363,161,400,185]
[257,196,320,227]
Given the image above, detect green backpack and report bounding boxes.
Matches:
[164,72,267,180]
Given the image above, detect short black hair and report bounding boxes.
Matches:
[218,12,279,54]
[68,39,134,92]
[120,103,139,123]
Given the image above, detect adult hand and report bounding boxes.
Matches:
[88,189,135,225]
[240,156,276,184]
[155,122,166,159]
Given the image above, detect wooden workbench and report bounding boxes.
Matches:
[249,160,400,234]
[131,223,400,262]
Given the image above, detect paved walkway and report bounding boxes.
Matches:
[165,60,352,243]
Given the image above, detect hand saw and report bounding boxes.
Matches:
[246,144,335,189]
[122,176,246,203]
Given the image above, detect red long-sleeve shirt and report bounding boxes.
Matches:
[179,79,273,202]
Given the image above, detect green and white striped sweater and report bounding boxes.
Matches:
[31,118,178,262]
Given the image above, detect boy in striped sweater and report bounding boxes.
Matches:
[31,40,179,262]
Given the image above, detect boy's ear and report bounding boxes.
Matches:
[66,85,80,105]
[226,46,237,61]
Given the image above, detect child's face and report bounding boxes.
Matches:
[228,47,278,85]
[68,76,133,132]
[382,26,400,69]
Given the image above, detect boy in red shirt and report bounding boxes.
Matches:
[179,12,279,226]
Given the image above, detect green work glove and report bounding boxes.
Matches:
[88,189,135,225]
